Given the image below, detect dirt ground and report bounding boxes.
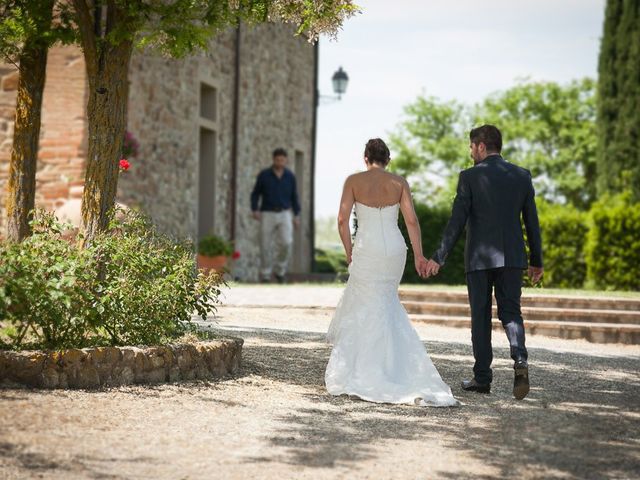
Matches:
[1,302,639,480]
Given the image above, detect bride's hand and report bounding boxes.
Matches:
[414,255,429,277]
[346,250,352,265]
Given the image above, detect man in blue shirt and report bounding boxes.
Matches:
[251,148,301,283]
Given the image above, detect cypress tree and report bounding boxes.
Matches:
[596,0,640,200]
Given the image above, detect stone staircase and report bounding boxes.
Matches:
[399,290,640,344]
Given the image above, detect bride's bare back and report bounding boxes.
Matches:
[349,169,405,207]
[337,165,425,265]
[338,167,415,225]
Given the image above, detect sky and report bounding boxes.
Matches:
[314,0,605,219]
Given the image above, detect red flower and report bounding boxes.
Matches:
[119,158,130,171]
[232,250,241,260]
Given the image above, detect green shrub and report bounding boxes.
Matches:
[537,202,588,288]
[198,234,233,257]
[0,208,222,351]
[94,208,222,346]
[399,202,466,284]
[314,248,348,274]
[0,213,99,350]
[401,200,589,288]
[585,193,640,291]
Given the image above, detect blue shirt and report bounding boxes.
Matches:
[251,167,301,215]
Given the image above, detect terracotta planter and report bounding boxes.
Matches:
[197,254,228,273]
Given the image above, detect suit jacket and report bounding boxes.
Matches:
[432,154,543,273]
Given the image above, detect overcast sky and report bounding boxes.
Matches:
[314,0,605,218]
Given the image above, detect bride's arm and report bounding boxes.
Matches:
[337,177,355,264]
[399,178,428,276]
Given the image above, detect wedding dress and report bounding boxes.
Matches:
[325,202,458,407]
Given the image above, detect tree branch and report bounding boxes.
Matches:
[1,53,22,75]
[71,0,97,75]
[105,0,117,36]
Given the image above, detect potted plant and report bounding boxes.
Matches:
[197,234,239,273]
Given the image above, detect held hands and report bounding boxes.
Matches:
[415,256,440,279]
[415,256,429,277]
[424,259,440,278]
[528,266,544,284]
[252,211,261,221]
[293,216,300,229]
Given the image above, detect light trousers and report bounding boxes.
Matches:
[260,210,293,279]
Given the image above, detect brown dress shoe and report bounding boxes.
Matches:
[513,362,530,400]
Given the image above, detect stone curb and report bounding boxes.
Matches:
[0,338,243,389]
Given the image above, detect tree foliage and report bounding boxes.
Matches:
[479,78,597,210]
[389,79,597,210]
[388,95,471,205]
[0,0,74,63]
[596,0,640,202]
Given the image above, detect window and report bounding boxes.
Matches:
[200,83,217,122]
[198,127,217,239]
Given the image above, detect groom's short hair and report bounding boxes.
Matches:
[470,125,502,153]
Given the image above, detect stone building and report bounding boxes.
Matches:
[0,23,317,280]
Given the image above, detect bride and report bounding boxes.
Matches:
[325,138,458,407]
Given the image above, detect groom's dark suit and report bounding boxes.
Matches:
[432,154,543,385]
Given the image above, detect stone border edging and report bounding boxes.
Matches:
[0,338,243,389]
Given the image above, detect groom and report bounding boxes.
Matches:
[423,124,543,400]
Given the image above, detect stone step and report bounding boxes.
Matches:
[401,301,640,324]
[399,290,640,312]
[408,314,640,344]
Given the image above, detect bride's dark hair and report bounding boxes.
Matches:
[364,138,390,166]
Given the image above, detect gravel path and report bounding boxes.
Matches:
[1,289,639,479]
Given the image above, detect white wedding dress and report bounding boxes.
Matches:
[325,202,458,407]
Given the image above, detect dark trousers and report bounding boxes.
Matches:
[466,267,528,384]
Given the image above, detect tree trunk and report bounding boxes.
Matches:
[81,39,132,241]
[71,1,133,242]
[5,20,52,241]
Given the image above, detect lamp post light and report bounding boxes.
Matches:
[331,66,349,99]
[320,66,349,104]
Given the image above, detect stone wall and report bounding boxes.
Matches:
[0,46,88,232]
[0,338,243,389]
[0,25,316,280]
[120,23,315,280]
[117,30,237,240]
[234,24,315,280]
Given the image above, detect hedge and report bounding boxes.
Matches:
[317,196,639,291]
[537,202,588,288]
[399,203,466,284]
[585,194,640,291]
